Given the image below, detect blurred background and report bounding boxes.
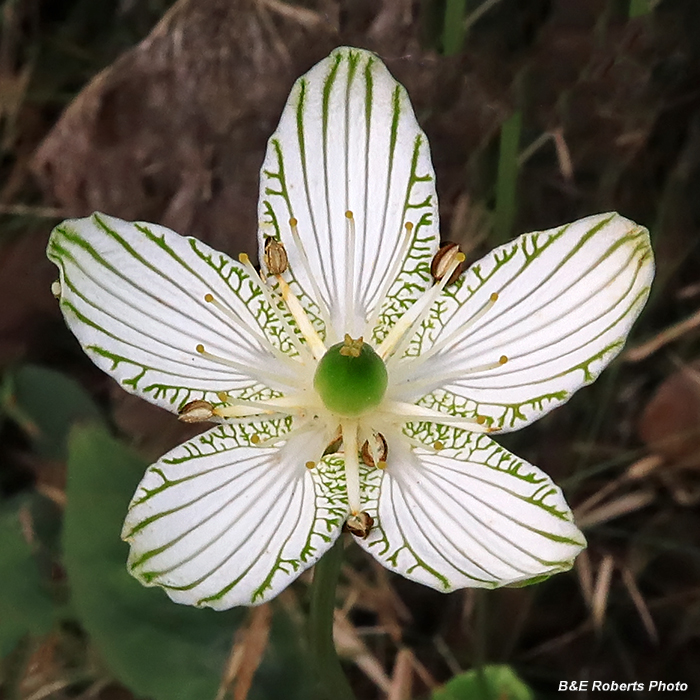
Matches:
[2,0,700,698]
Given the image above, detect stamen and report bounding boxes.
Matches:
[344,210,356,332]
[305,460,316,469]
[433,440,445,451]
[178,399,214,423]
[213,393,308,418]
[195,342,292,387]
[51,280,62,298]
[238,253,313,362]
[360,431,388,468]
[378,252,466,361]
[431,242,466,286]
[203,292,298,367]
[379,400,489,433]
[341,420,361,513]
[287,217,333,332]
[406,291,501,371]
[343,511,374,539]
[263,237,289,275]
[363,221,415,334]
[274,274,327,360]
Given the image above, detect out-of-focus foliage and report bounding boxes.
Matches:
[432,664,534,700]
[64,425,244,700]
[0,505,54,657]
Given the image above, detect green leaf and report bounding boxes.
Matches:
[432,664,534,700]
[0,504,54,657]
[64,424,245,700]
[9,364,102,460]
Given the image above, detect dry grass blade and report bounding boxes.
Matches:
[575,548,594,610]
[216,604,272,700]
[575,490,656,529]
[620,566,659,644]
[592,555,615,633]
[333,610,392,694]
[625,305,700,361]
[387,648,413,700]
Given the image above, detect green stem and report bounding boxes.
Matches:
[308,537,355,700]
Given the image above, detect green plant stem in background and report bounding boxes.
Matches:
[443,0,467,55]
[494,110,522,244]
[308,537,355,700]
[629,0,652,18]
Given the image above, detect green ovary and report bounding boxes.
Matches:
[313,339,388,417]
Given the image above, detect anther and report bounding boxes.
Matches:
[476,415,487,425]
[499,355,508,364]
[196,343,205,354]
[345,210,353,219]
[433,440,445,451]
[490,292,499,302]
[251,434,262,445]
[305,461,316,470]
[51,280,62,298]
[263,236,288,275]
[217,391,230,403]
[405,221,414,231]
[178,399,214,423]
[204,293,214,303]
[361,432,388,468]
[343,511,374,539]
[431,242,466,286]
[289,217,298,227]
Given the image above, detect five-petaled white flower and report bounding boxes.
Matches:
[47,47,654,610]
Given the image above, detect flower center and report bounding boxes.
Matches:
[313,334,388,417]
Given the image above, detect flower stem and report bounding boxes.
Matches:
[308,537,355,700]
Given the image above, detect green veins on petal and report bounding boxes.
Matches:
[313,336,388,417]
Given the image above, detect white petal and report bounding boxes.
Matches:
[394,213,654,431]
[355,432,585,590]
[48,213,305,413]
[258,47,439,342]
[122,421,348,609]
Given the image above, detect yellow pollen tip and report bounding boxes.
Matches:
[305,461,316,470]
[204,293,214,302]
[216,391,229,403]
[490,292,499,302]
[476,415,486,425]
[345,210,353,219]
[455,252,466,263]
[433,441,445,451]
[405,221,414,231]
[289,217,298,227]
[251,434,261,445]
[499,355,508,364]
[377,460,387,470]
[238,253,250,264]
[196,343,205,353]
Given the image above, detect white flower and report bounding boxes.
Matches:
[47,47,654,610]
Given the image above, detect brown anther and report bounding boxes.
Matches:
[250,434,262,445]
[343,511,374,539]
[361,432,388,468]
[263,236,289,275]
[433,440,445,451]
[339,334,364,358]
[178,399,214,423]
[323,429,343,456]
[431,241,466,286]
[476,415,487,425]
[305,461,316,470]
